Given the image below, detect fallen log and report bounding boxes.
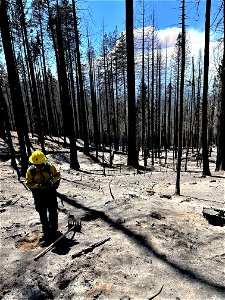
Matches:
[71,237,111,259]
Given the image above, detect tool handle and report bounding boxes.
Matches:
[34,225,76,261]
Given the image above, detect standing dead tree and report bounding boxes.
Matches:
[175,0,186,195]
[126,0,138,168]
[201,0,212,176]
[0,0,28,176]
[217,0,225,170]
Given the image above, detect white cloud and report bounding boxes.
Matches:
[157,27,182,48]
[130,25,223,86]
[135,26,222,77]
[164,27,221,77]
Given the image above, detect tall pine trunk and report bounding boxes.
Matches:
[88,38,100,159]
[175,0,185,195]
[55,7,80,170]
[0,83,18,173]
[217,1,225,170]
[72,0,89,154]
[0,0,28,176]
[151,21,155,166]
[17,0,45,152]
[141,0,146,157]
[202,0,211,176]
[126,0,138,167]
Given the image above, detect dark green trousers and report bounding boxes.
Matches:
[32,188,58,235]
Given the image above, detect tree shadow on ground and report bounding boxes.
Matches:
[57,192,225,294]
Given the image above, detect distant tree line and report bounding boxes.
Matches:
[0,0,224,190]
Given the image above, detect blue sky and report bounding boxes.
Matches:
[79,0,223,78]
[82,0,222,36]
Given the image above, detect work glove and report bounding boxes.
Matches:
[40,180,53,189]
[54,180,60,189]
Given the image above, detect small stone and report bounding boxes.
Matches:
[116,218,126,224]
[160,194,171,199]
[147,190,155,196]
[84,279,92,287]
[93,291,102,299]
[150,212,162,220]
[58,279,71,290]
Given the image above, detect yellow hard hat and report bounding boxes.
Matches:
[29,150,47,164]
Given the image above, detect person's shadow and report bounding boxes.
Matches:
[50,231,79,255]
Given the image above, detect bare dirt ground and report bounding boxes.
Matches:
[0,135,224,300]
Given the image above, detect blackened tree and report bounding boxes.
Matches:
[218,0,225,170]
[175,0,186,195]
[126,0,138,167]
[201,0,211,176]
[0,0,28,176]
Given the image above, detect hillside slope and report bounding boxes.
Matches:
[0,137,224,299]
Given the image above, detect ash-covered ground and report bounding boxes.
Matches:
[0,136,224,299]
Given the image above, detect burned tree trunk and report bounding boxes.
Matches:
[0,0,28,176]
[201,0,211,176]
[175,0,185,195]
[126,0,138,168]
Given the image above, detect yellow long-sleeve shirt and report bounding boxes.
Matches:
[25,162,61,190]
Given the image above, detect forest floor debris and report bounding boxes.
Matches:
[0,137,225,299]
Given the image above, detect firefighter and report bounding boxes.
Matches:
[25,150,61,242]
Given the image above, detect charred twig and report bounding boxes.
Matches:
[109,179,115,200]
[12,198,22,205]
[146,285,164,300]
[207,253,225,260]
[72,237,110,259]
